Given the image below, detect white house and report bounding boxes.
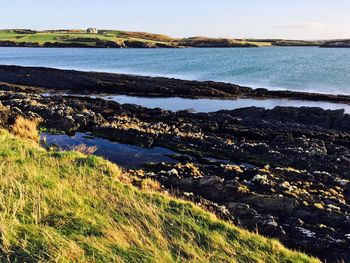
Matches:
[87,28,98,34]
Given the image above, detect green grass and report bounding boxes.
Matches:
[0,30,323,47]
[242,38,322,47]
[0,29,173,46]
[243,41,273,47]
[0,130,318,262]
[0,31,24,40]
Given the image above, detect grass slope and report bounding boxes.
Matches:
[0,130,318,262]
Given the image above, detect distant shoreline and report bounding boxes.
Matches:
[0,29,331,48]
[0,40,325,49]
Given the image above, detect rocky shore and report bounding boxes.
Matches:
[321,40,350,48]
[2,65,350,105]
[0,84,350,262]
[0,40,177,49]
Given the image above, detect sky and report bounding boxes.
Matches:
[2,0,350,40]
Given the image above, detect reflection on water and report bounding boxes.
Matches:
[42,132,177,169]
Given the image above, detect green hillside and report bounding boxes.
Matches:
[0,29,176,48]
[0,129,318,262]
[0,29,321,48]
[0,29,257,48]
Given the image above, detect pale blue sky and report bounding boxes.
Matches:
[3,0,350,39]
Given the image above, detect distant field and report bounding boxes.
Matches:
[243,41,273,47]
[0,29,323,48]
[0,29,174,47]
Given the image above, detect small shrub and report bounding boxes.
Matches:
[140,178,162,191]
[12,116,39,141]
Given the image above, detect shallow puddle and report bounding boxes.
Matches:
[42,132,177,169]
[43,93,350,113]
[107,95,350,113]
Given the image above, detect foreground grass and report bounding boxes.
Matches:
[0,130,318,262]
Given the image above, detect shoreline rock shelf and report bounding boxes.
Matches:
[321,40,350,48]
[2,65,350,105]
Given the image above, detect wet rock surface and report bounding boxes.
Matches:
[3,65,350,105]
[1,88,350,261]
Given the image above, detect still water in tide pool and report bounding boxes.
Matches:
[42,132,177,169]
[108,95,350,113]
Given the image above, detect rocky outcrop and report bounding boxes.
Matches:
[321,40,350,48]
[0,65,251,98]
[0,41,41,48]
[177,37,258,48]
[3,66,350,106]
[0,40,174,49]
[273,40,321,46]
[121,40,154,48]
[144,160,350,261]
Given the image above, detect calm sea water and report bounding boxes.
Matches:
[1,47,350,94]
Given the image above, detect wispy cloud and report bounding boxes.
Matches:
[275,22,323,29]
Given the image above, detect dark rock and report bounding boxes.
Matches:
[321,40,350,48]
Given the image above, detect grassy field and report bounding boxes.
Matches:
[0,128,319,262]
[0,29,174,47]
[0,29,322,48]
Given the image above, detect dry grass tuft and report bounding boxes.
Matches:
[69,144,98,156]
[11,116,39,141]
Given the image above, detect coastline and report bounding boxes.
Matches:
[0,65,350,261]
[0,41,330,49]
[1,65,350,105]
[1,29,348,49]
[0,84,350,261]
